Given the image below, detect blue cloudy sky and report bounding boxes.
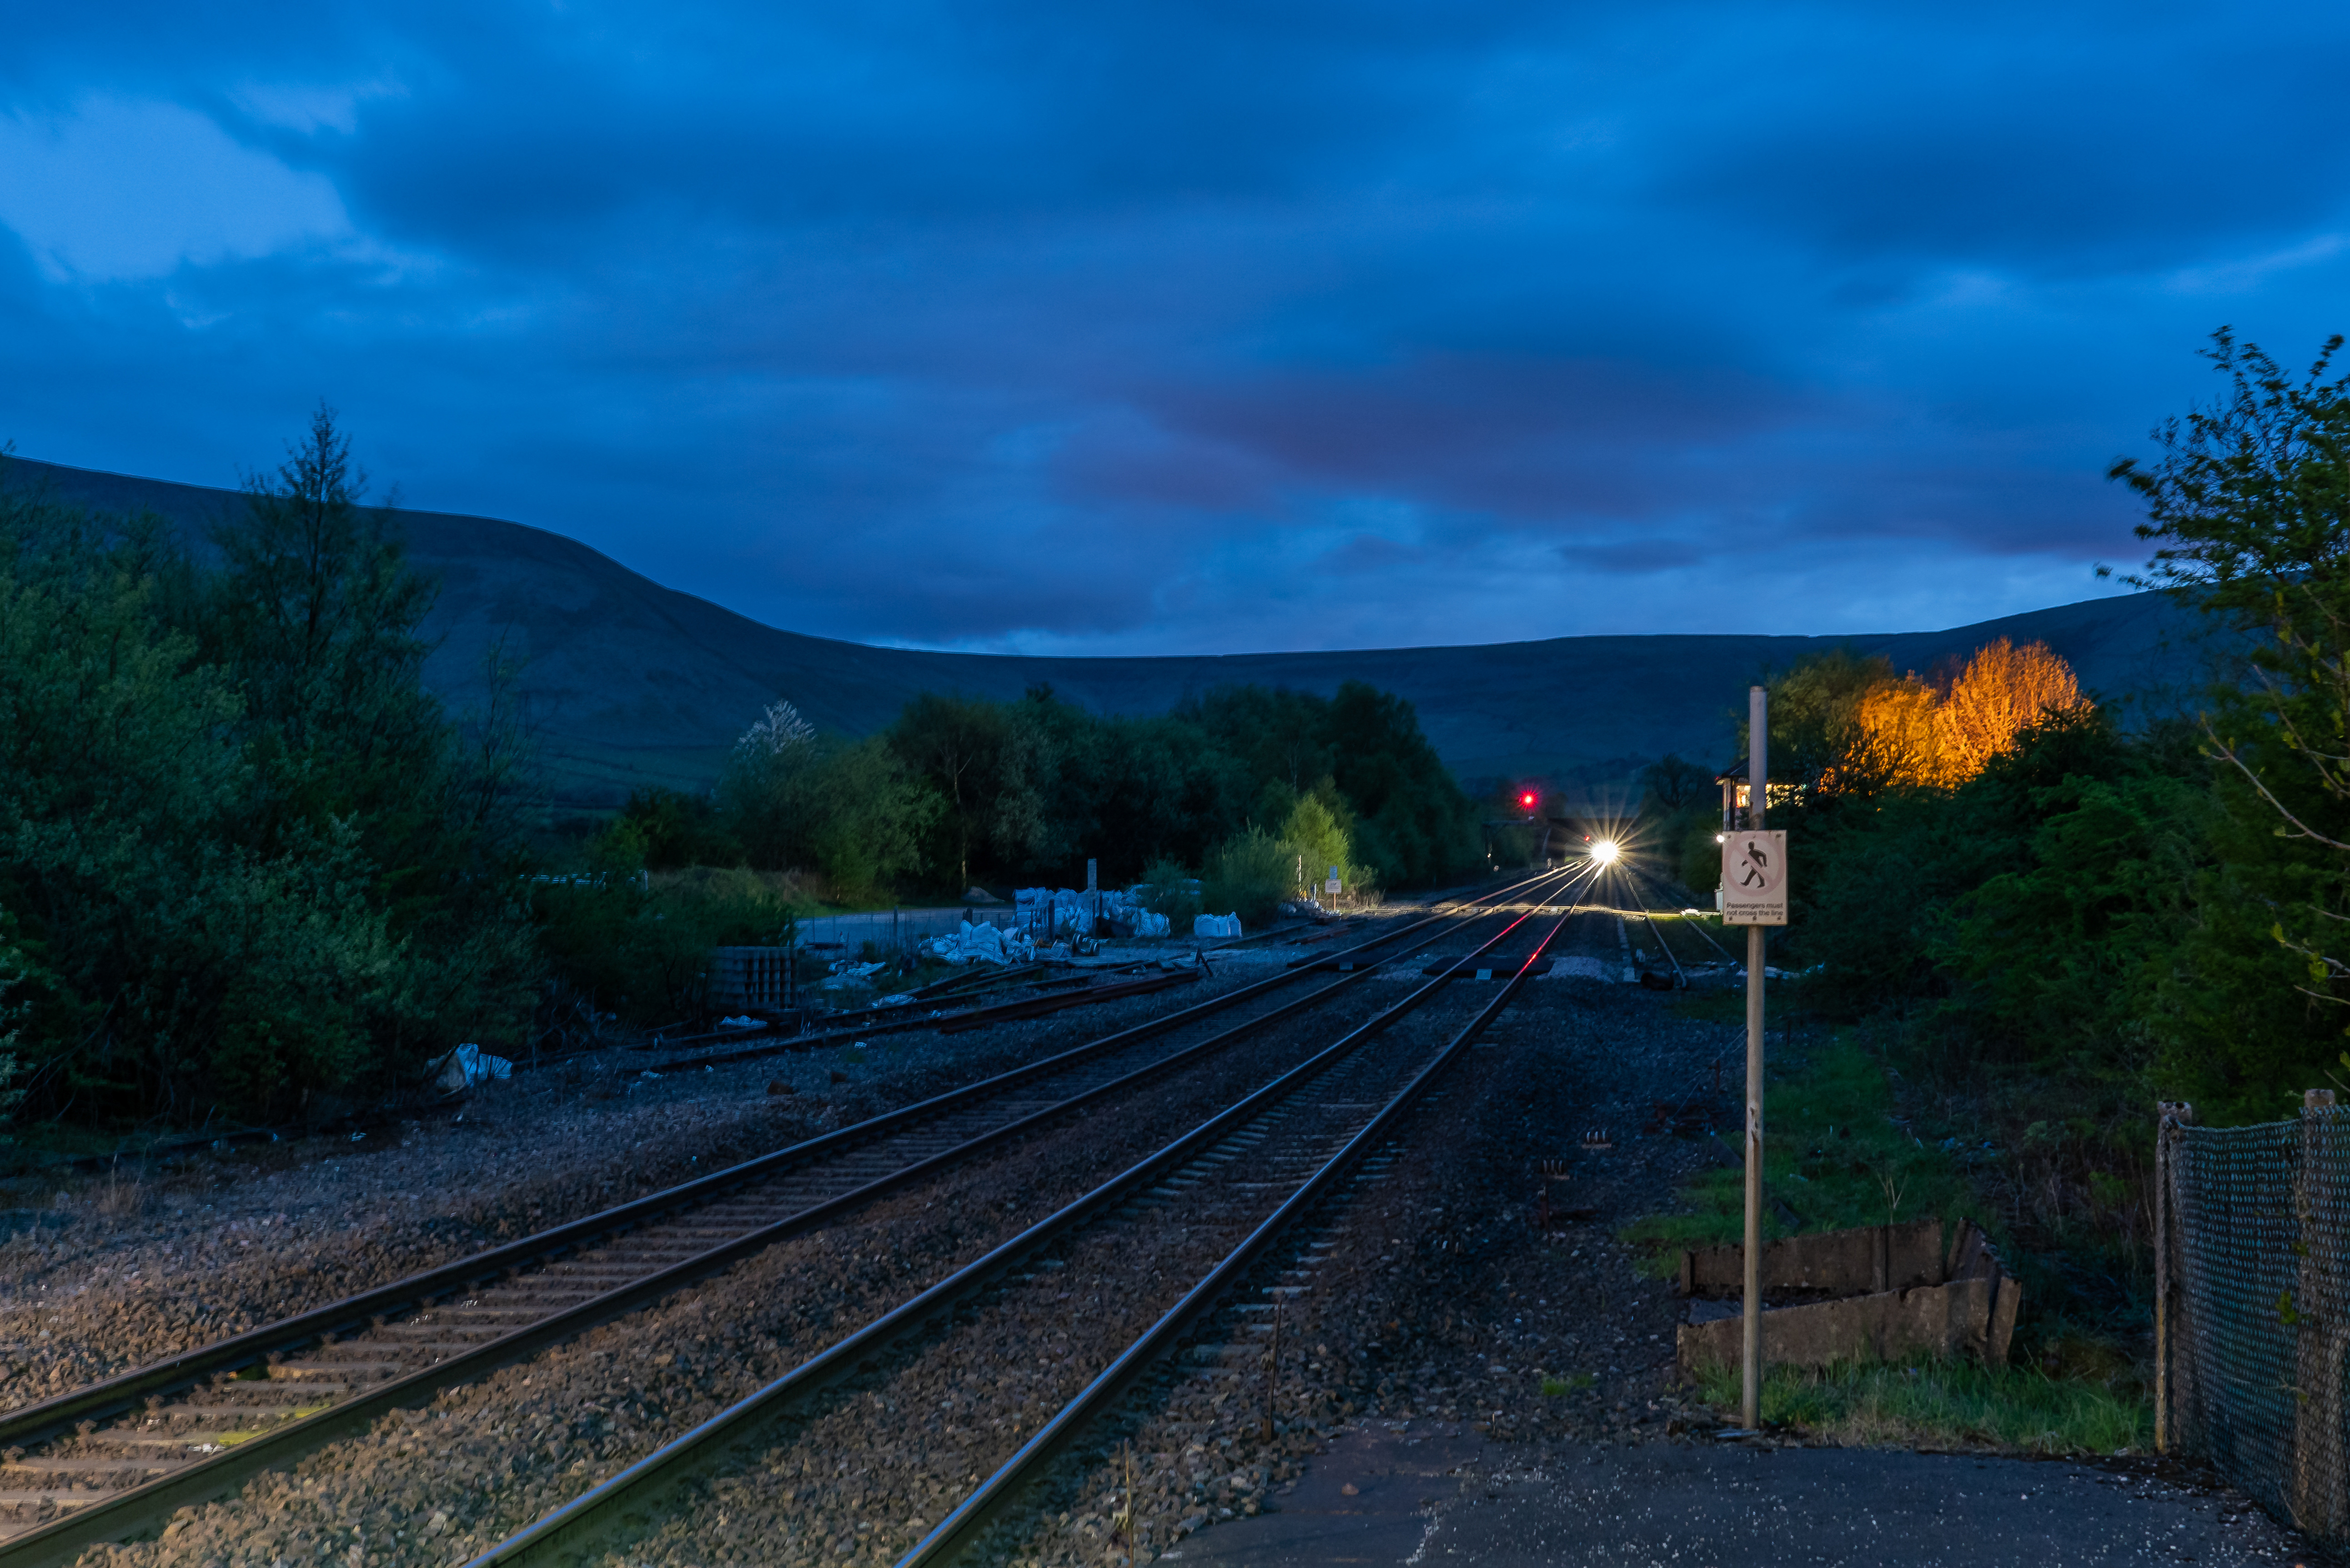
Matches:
[3,2,2346,654]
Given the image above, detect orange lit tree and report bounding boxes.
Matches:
[1770,639,2089,799]
[1933,638,2090,783]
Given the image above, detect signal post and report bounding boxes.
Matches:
[1721,684,1789,1431]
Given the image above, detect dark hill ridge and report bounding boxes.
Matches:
[6,455,2214,812]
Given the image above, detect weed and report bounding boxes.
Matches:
[1622,1033,1971,1272]
[1538,1372,1593,1397]
[1689,1356,2149,1456]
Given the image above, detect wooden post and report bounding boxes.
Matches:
[2295,1088,2346,1534]
[2154,1100,2192,1454]
[1742,684,1768,1431]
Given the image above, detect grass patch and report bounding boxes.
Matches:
[1667,988,1747,1025]
[1540,1372,1594,1397]
[1635,1026,2155,1456]
[1623,1032,1973,1273]
[1690,1356,2148,1456]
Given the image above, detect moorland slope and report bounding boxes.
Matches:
[9,456,2211,811]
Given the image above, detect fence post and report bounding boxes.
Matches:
[2154,1101,2192,1454]
[2295,1088,2347,1535]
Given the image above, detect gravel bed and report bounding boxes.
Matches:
[45,969,1425,1566]
[0,951,1365,1415]
[584,992,1496,1568]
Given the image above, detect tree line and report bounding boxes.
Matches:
[0,415,1486,1130]
[604,678,1481,913]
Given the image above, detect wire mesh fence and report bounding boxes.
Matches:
[2160,1094,2350,1539]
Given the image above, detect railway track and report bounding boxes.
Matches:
[1619,862,1738,977]
[461,866,1601,1568]
[0,869,1573,1566]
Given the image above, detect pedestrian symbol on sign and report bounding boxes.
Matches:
[1721,830,1788,925]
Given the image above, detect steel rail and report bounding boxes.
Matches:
[1612,860,1690,989]
[645,873,1556,1072]
[1625,861,1740,967]
[0,870,1570,1568]
[457,869,1595,1568]
[0,867,1559,1461]
[898,894,1586,1568]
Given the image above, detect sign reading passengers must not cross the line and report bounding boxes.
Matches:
[1722,829,1788,926]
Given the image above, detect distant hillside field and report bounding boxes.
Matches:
[8,455,2216,812]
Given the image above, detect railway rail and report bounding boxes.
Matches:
[0,869,1573,1566]
[461,866,1599,1568]
[1620,862,1739,974]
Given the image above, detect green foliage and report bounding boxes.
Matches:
[0,942,24,1131]
[1627,1034,1973,1260]
[1173,781,1380,925]
[889,694,1034,889]
[875,679,1476,895]
[1137,858,1202,924]
[1638,753,1725,893]
[1481,780,1539,867]
[1773,705,2200,1328]
[1641,753,1714,811]
[1315,682,1480,885]
[1280,786,1373,894]
[1763,648,1901,798]
[532,867,808,1022]
[722,704,936,902]
[0,416,538,1125]
[2109,330,2350,1120]
[1202,828,1299,925]
[613,788,740,870]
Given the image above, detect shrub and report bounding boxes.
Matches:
[1203,829,1296,925]
[1137,858,1203,925]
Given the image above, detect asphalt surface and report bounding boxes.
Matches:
[1166,1419,2313,1568]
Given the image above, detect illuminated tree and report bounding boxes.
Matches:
[1934,638,2088,781]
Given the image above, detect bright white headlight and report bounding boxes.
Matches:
[1590,839,1620,864]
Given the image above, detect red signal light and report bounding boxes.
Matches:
[1519,791,1537,808]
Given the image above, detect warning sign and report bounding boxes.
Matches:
[1721,830,1788,926]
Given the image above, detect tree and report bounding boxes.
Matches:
[719,697,823,871]
[1936,638,2087,780]
[0,470,405,1119]
[1638,754,1713,812]
[889,694,1030,889]
[1764,649,1901,800]
[1762,642,2089,800]
[209,406,445,848]
[722,699,936,898]
[2110,329,2350,1102]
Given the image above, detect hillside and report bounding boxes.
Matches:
[6,455,2215,812]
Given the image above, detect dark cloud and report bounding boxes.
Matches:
[2,0,2345,656]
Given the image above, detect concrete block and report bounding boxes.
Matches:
[1677,1274,2023,1375]
[1680,1218,1947,1298]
